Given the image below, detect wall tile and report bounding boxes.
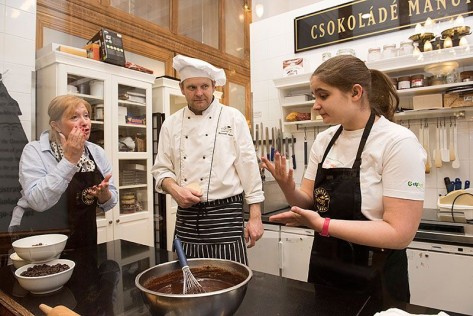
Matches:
[6,0,36,13]
[3,34,34,67]
[5,7,35,40]
[0,4,5,33]
[0,32,4,62]
[3,62,32,93]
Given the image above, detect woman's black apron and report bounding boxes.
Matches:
[18,152,103,250]
[309,112,410,303]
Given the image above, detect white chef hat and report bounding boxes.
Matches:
[173,54,226,86]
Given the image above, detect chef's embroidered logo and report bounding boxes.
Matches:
[314,187,330,213]
[81,189,95,205]
[218,125,233,136]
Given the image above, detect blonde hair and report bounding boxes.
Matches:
[48,95,92,142]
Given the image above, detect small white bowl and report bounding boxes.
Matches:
[10,252,28,269]
[14,259,75,295]
[12,234,68,263]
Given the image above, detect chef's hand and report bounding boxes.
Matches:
[59,126,86,164]
[88,174,112,203]
[162,178,202,208]
[269,206,321,231]
[174,186,202,208]
[245,204,264,248]
[261,152,296,192]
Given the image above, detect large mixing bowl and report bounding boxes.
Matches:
[135,258,252,316]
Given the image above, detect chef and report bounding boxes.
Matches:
[151,55,264,265]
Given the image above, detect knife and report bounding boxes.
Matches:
[265,127,270,160]
[255,124,259,152]
[304,128,308,170]
[291,134,296,170]
[284,137,289,158]
[271,127,275,161]
[260,122,264,159]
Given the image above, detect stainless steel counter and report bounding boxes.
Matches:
[416,208,473,245]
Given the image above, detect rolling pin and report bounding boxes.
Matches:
[39,304,79,316]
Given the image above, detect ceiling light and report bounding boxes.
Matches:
[255,4,264,18]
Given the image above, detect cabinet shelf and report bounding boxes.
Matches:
[118,123,147,128]
[118,100,147,107]
[275,46,473,129]
[68,92,104,103]
[394,106,473,121]
[119,184,148,190]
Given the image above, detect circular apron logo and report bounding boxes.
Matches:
[314,187,330,213]
[81,189,96,205]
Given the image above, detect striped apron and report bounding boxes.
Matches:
[175,193,248,265]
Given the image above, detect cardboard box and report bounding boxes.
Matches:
[118,106,127,124]
[284,95,309,103]
[443,92,473,108]
[84,43,100,61]
[58,45,87,58]
[283,58,305,77]
[412,94,443,110]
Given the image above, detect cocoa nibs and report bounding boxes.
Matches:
[20,263,70,277]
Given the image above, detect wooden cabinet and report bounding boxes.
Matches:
[274,45,473,129]
[36,50,156,247]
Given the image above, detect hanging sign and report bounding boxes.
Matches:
[294,0,473,53]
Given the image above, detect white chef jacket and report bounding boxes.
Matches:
[152,99,264,205]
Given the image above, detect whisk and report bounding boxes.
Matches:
[173,237,205,294]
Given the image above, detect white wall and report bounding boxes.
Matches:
[0,0,36,140]
[250,0,473,209]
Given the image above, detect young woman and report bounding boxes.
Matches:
[261,55,426,303]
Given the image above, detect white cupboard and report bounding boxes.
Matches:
[247,223,314,282]
[36,50,156,246]
[407,241,473,315]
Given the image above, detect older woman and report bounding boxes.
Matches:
[9,95,117,249]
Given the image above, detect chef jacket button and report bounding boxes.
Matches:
[184,178,187,182]
[185,135,188,139]
[200,178,203,181]
[209,117,212,119]
[205,134,208,136]
[203,156,206,159]
[184,156,187,159]
[188,117,191,119]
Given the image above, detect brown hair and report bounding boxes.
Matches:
[48,95,92,142]
[311,55,399,121]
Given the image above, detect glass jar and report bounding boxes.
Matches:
[322,52,332,62]
[399,40,414,56]
[397,76,411,90]
[367,47,382,62]
[382,44,397,59]
[336,48,356,56]
[431,74,446,86]
[410,74,425,88]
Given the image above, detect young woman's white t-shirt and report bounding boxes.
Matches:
[304,116,426,221]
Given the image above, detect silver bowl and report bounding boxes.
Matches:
[135,258,252,316]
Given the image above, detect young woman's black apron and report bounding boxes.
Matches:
[17,152,103,250]
[308,112,410,303]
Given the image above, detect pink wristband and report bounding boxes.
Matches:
[319,217,330,237]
